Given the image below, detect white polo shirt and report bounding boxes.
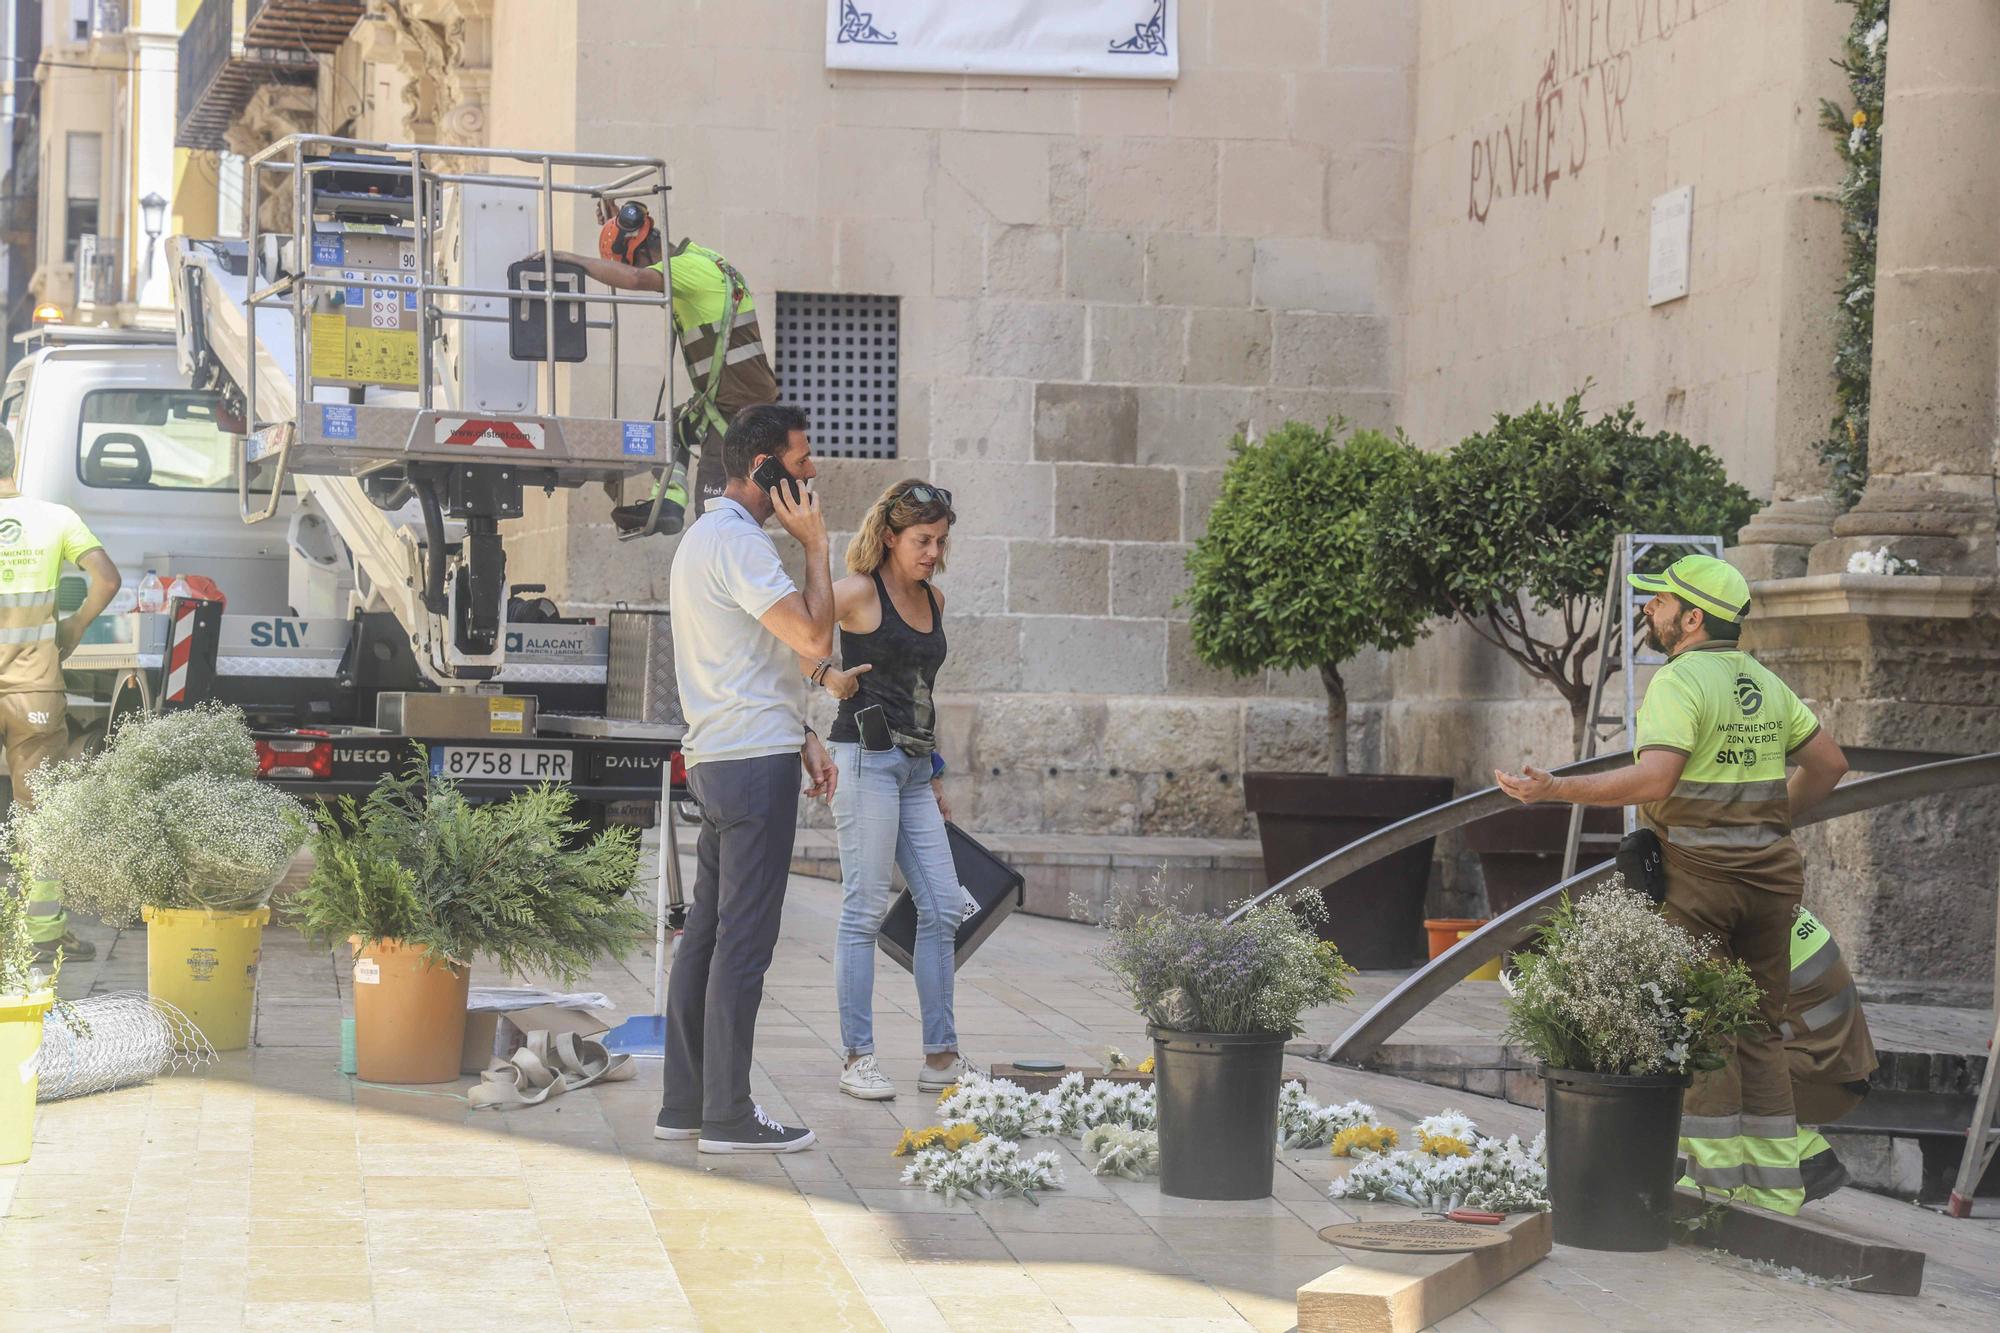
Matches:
[669,497,806,768]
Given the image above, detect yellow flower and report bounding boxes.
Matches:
[1330,1124,1399,1158]
[1137,1056,1155,1075]
[941,1123,983,1151]
[893,1126,945,1157]
[1418,1131,1474,1158]
[935,1084,959,1105]
[1851,109,1867,128]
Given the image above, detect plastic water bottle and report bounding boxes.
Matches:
[107,585,138,615]
[166,575,194,606]
[137,570,165,613]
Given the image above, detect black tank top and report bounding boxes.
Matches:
[830,572,946,757]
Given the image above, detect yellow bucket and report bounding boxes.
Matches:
[142,906,270,1051]
[1,988,55,1166]
[1458,929,1504,981]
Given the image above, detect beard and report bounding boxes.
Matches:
[1645,615,1681,654]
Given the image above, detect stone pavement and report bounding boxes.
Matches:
[4,844,1998,1332]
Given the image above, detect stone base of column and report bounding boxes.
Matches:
[1810,479,1999,576]
[1729,496,1840,581]
[1745,574,2000,1007]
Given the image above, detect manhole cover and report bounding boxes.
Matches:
[1317,1220,1514,1254]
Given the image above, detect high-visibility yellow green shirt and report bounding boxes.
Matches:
[1634,641,1821,891]
[650,241,777,420]
[0,497,102,694]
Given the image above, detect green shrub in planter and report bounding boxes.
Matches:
[1369,391,1758,749]
[1183,420,1432,775]
[9,704,309,921]
[289,753,648,985]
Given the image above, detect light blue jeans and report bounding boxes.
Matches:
[831,742,958,1057]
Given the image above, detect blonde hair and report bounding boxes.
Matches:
[846,478,956,575]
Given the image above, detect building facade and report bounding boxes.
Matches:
[182,0,1997,1004]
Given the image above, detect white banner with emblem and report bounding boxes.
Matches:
[825,0,1177,80]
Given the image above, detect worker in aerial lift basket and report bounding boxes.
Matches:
[0,424,120,963]
[542,201,779,536]
[1494,554,1854,1215]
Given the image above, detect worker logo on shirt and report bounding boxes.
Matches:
[0,519,19,546]
[1734,675,1764,717]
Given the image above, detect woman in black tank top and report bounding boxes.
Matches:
[811,480,979,1102]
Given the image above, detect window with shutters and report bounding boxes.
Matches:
[772,292,899,459]
[63,131,101,264]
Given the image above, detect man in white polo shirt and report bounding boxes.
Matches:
[656,402,837,1154]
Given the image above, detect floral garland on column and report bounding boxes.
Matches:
[1816,0,1888,510]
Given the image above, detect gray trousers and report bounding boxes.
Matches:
[662,750,799,1125]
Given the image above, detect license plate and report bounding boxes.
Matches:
[429,746,571,781]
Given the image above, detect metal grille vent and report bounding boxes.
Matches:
[773,292,899,458]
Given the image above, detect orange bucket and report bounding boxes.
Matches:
[1424,917,1488,960]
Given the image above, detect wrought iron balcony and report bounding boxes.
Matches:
[245,0,366,54]
[176,0,321,151]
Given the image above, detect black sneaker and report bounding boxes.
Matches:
[1801,1146,1850,1204]
[654,1109,699,1142]
[697,1105,815,1155]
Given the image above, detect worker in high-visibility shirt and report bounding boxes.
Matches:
[543,203,780,536]
[1497,554,1851,1216]
[0,424,120,961]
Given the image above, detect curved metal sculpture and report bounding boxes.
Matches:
[1321,751,2000,1065]
[1224,745,1949,926]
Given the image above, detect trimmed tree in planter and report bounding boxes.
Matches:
[1369,392,1758,911]
[1183,420,1451,967]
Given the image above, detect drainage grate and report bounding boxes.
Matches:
[772,292,899,458]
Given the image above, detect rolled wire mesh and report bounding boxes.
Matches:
[36,991,218,1102]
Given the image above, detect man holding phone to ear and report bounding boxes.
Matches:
[660,402,837,1154]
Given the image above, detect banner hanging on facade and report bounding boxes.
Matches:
[826,0,1178,80]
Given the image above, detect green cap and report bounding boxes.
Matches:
[1627,553,1750,624]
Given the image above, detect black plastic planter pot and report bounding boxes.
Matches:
[1241,772,1455,970]
[1543,1066,1690,1251]
[1150,1026,1287,1200]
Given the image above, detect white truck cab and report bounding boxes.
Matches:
[3,325,293,615]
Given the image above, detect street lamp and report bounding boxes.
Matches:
[140,191,167,281]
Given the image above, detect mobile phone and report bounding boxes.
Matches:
[856,704,893,752]
[752,455,802,506]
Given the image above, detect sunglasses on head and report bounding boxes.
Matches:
[902,484,952,507]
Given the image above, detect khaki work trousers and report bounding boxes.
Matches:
[1663,869,1797,1121]
[2,691,70,944]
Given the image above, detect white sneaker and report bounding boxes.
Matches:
[918,1054,980,1094]
[839,1054,897,1101]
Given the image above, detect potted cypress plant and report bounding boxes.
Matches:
[288,755,648,1084]
[10,704,310,1051]
[1370,393,1758,912]
[1099,886,1353,1200]
[1501,880,1761,1250]
[0,882,56,1165]
[1184,420,1451,967]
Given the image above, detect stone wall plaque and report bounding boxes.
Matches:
[1648,185,1693,306]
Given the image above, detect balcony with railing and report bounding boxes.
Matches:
[245,0,365,52]
[176,0,323,150]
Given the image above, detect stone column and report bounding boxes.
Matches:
[1813,0,2000,576]
[1730,0,1848,580]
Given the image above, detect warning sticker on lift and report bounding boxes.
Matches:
[622,422,658,457]
[488,699,527,735]
[321,405,358,440]
[435,418,547,450]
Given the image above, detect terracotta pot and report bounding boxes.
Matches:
[1424,917,1488,959]
[1241,771,1455,969]
[349,936,469,1084]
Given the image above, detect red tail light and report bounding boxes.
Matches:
[257,731,332,780]
[670,751,688,787]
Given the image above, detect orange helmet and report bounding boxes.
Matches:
[599,201,656,266]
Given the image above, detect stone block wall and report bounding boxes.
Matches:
[483,0,1425,837]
